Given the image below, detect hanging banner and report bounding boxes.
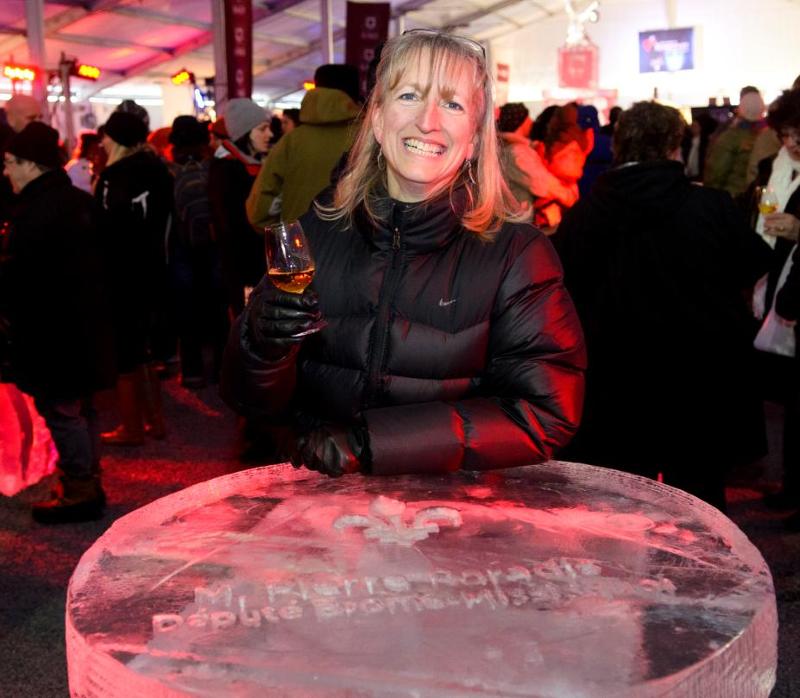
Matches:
[495,63,510,105]
[225,0,253,98]
[639,28,694,73]
[558,43,598,90]
[345,1,390,101]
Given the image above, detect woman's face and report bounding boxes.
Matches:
[781,127,800,161]
[372,54,478,202]
[249,121,272,154]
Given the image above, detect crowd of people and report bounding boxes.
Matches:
[0,32,798,533]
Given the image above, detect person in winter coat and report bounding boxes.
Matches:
[246,64,362,228]
[0,95,44,225]
[209,98,271,317]
[532,103,592,230]
[65,131,100,193]
[576,104,613,197]
[553,101,773,511]
[168,116,226,389]
[704,90,767,197]
[95,111,174,446]
[0,123,115,523]
[772,244,800,529]
[496,102,577,222]
[742,87,800,513]
[222,30,586,478]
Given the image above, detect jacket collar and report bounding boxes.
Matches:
[590,160,691,220]
[362,185,469,254]
[14,168,70,207]
[219,140,261,175]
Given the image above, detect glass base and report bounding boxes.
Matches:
[290,319,327,338]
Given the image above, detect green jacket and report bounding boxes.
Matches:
[247,87,360,227]
[704,120,765,198]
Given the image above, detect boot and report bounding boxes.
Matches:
[141,363,167,439]
[32,475,105,524]
[101,372,145,445]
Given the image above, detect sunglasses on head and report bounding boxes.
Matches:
[402,28,486,60]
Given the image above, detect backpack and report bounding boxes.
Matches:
[173,158,213,247]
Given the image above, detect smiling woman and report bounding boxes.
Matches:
[323,30,520,237]
[221,29,587,479]
[372,54,477,202]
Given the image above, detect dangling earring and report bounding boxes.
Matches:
[464,158,476,186]
[377,149,385,170]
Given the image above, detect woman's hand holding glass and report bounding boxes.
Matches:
[763,212,800,241]
[263,220,326,336]
[245,282,322,361]
[244,220,325,361]
[758,186,799,241]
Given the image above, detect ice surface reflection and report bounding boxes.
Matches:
[67,461,777,697]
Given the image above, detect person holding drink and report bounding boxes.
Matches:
[744,87,800,511]
[222,30,586,477]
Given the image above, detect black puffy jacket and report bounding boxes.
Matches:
[0,169,115,399]
[222,188,586,475]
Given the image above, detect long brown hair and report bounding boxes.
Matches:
[316,30,523,239]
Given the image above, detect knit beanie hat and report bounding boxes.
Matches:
[497,102,529,133]
[7,121,62,169]
[115,99,150,129]
[225,99,268,142]
[169,115,209,147]
[739,92,765,122]
[314,64,361,104]
[104,111,148,147]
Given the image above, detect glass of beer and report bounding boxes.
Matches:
[265,220,325,336]
[757,186,779,215]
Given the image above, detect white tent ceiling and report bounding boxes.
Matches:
[0,0,574,105]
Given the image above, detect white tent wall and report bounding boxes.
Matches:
[497,0,800,117]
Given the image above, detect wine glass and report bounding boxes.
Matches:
[757,186,779,215]
[264,220,326,337]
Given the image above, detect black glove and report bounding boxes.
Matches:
[245,281,322,361]
[292,425,369,477]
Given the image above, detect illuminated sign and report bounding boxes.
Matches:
[303,81,315,91]
[639,28,695,73]
[193,87,206,110]
[171,69,194,86]
[75,64,101,80]
[3,64,36,82]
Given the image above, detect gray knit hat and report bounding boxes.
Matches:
[225,98,268,142]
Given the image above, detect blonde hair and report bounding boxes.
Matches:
[316,30,523,239]
[105,140,147,167]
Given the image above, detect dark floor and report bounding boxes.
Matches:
[0,381,797,697]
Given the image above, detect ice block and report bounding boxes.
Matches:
[0,383,57,497]
[66,461,777,697]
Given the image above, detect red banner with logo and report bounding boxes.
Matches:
[558,43,598,90]
[225,0,252,98]
[345,2,390,101]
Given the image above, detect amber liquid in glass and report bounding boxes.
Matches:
[758,203,778,215]
[268,267,315,294]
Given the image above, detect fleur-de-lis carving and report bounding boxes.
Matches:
[333,496,462,546]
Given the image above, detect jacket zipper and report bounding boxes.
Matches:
[365,225,403,406]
